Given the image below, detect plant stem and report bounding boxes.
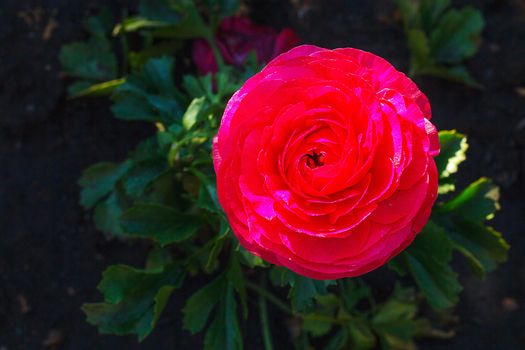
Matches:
[205,33,225,70]
[259,276,274,350]
[246,280,347,325]
[120,8,129,74]
[245,280,292,315]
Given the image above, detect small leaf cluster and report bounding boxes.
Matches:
[62,1,508,349]
[396,0,484,87]
[390,131,509,309]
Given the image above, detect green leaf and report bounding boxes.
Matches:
[59,36,117,82]
[302,294,339,338]
[82,264,185,341]
[397,1,484,87]
[438,177,500,221]
[407,29,432,72]
[303,316,333,337]
[204,283,243,350]
[371,287,430,350]
[422,64,482,88]
[93,185,130,236]
[401,221,462,309]
[85,6,114,37]
[128,42,183,70]
[71,78,126,98]
[226,252,248,318]
[139,0,182,23]
[435,130,468,179]
[111,56,184,123]
[183,276,226,334]
[429,7,484,64]
[239,246,265,268]
[111,95,158,121]
[324,329,349,350]
[347,319,376,350]
[120,203,202,245]
[79,162,130,208]
[146,246,174,269]
[204,0,241,18]
[183,97,207,130]
[446,220,508,277]
[339,279,372,312]
[270,267,335,311]
[122,158,167,197]
[420,0,451,29]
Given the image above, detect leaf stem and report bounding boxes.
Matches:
[259,276,274,350]
[245,280,292,315]
[246,280,348,325]
[205,33,225,70]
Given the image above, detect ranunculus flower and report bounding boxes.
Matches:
[213,45,440,280]
[192,16,299,74]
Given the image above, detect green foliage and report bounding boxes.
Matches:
[396,0,484,87]
[270,267,335,312]
[64,2,507,348]
[111,56,186,123]
[82,264,185,341]
[120,203,202,245]
[59,8,118,96]
[390,131,508,309]
[395,221,462,309]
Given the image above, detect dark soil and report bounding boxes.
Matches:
[1,0,524,349]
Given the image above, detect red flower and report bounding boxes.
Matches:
[192,16,300,74]
[213,45,440,280]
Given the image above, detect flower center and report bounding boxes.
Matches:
[304,150,326,169]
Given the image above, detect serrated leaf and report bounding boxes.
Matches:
[59,36,116,82]
[429,7,484,64]
[407,29,432,72]
[290,277,332,311]
[302,294,339,338]
[302,316,333,337]
[270,267,335,312]
[402,221,462,309]
[204,0,241,18]
[146,246,174,269]
[93,185,130,236]
[372,291,429,350]
[82,264,184,341]
[139,0,182,23]
[129,42,183,70]
[120,203,202,245]
[111,95,158,121]
[419,0,451,32]
[111,56,184,123]
[226,252,248,318]
[424,64,482,88]
[122,158,166,197]
[438,177,499,221]
[435,130,468,178]
[204,284,243,350]
[85,6,114,37]
[239,246,265,268]
[440,218,508,277]
[183,276,226,334]
[347,319,376,350]
[79,161,130,208]
[324,329,349,350]
[339,279,372,312]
